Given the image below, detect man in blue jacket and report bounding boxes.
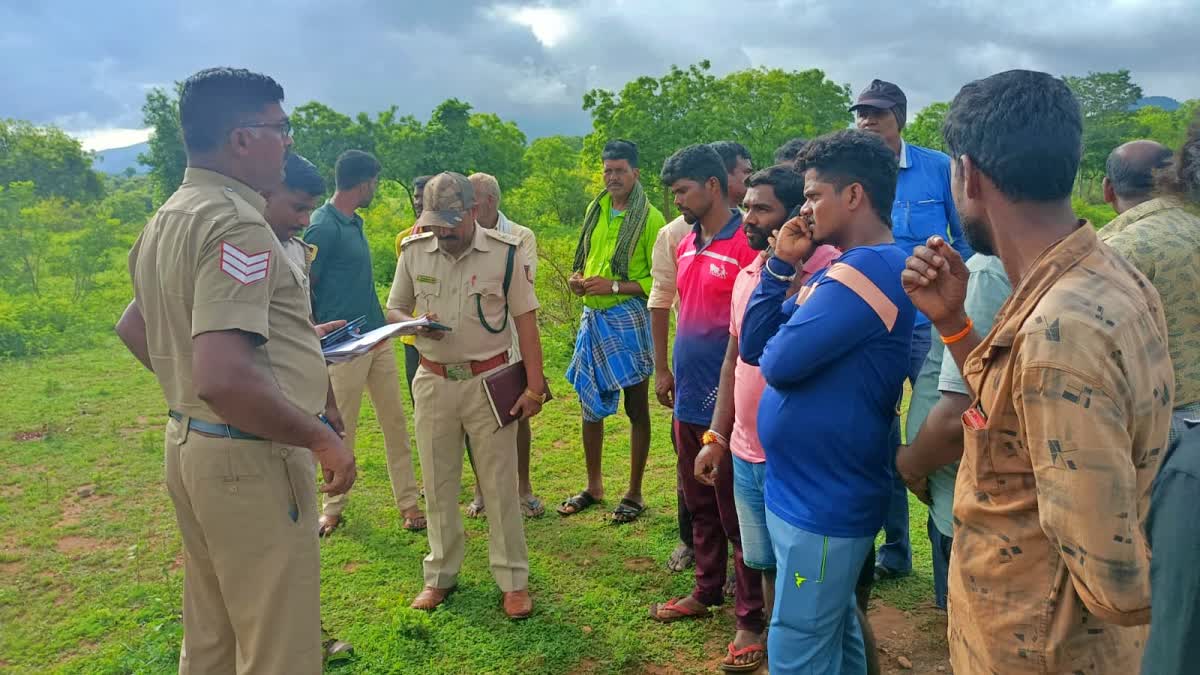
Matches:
[740,129,915,673]
[852,79,973,581]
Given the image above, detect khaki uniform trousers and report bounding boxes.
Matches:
[323,340,420,518]
[164,416,321,675]
[413,363,528,591]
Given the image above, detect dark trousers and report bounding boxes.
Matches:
[670,417,693,547]
[403,343,421,400]
[675,419,765,632]
[928,516,953,610]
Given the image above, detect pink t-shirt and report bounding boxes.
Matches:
[728,245,840,463]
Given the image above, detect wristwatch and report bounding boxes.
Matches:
[611,279,620,294]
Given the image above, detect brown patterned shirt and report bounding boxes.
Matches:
[1098,196,1200,408]
[949,224,1174,674]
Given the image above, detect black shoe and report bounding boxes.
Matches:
[873,564,911,582]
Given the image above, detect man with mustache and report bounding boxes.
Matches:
[386,172,546,619]
[560,140,666,523]
[740,130,915,673]
[116,67,356,674]
[647,144,763,672]
[692,163,839,671]
[852,79,973,582]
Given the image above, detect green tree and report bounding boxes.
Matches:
[719,67,852,167]
[0,182,53,295]
[904,102,949,153]
[1133,100,1200,150]
[469,112,528,190]
[1064,70,1143,198]
[506,136,589,231]
[139,85,186,203]
[583,61,852,216]
[0,120,103,202]
[290,102,374,185]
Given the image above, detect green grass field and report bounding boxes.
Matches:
[0,336,934,674]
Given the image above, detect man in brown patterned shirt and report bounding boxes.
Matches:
[902,70,1174,673]
[1099,137,1200,442]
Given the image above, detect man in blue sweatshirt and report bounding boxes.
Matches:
[852,79,973,580]
[740,130,915,673]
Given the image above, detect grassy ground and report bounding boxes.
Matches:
[0,335,934,674]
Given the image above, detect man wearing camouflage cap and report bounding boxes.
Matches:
[386,172,547,619]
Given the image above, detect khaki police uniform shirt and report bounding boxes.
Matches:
[387,224,538,364]
[128,168,328,421]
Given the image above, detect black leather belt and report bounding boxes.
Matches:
[168,410,264,441]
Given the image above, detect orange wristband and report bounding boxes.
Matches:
[941,317,974,345]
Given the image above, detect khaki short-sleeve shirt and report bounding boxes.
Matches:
[387,225,538,363]
[128,168,328,421]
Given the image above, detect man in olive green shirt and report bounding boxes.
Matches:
[560,139,666,523]
[1099,139,1200,439]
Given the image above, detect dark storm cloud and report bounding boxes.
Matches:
[1,0,1196,145]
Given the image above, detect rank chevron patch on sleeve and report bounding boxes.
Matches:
[219,241,271,285]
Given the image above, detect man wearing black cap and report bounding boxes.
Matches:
[851,79,974,585]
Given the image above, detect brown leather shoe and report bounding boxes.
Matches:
[410,586,455,611]
[502,589,533,619]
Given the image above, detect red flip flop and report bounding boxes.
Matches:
[720,641,766,672]
[648,597,714,623]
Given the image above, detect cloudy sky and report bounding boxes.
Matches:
[2,0,1197,151]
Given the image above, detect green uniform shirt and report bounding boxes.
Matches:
[906,253,1010,537]
[581,192,666,310]
[303,201,387,331]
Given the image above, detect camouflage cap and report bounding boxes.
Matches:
[415,172,475,229]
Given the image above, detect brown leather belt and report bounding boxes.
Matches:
[420,352,508,380]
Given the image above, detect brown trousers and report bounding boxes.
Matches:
[165,416,321,675]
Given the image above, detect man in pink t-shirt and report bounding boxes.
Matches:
[695,165,838,669]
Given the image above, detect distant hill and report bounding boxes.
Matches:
[93,142,150,175]
[1132,96,1181,112]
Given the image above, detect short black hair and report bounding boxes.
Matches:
[1106,142,1173,199]
[795,130,898,226]
[602,139,639,168]
[943,70,1082,202]
[709,141,752,173]
[773,138,808,165]
[178,67,285,154]
[661,144,728,195]
[282,153,325,197]
[334,150,381,190]
[747,165,806,214]
[413,175,433,191]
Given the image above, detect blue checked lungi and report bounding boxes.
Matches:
[566,298,655,422]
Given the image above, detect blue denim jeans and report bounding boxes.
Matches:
[732,455,774,570]
[878,324,932,574]
[767,509,873,675]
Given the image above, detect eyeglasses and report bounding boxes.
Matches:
[241,119,292,137]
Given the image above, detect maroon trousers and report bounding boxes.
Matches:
[675,419,765,632]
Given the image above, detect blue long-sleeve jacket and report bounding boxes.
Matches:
[739,246,915,537]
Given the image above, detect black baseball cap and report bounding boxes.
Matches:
[849,79,907,112]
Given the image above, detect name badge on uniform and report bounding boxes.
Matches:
[417,275,438,284]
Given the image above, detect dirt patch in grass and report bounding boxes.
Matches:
[869,601,951,673]
[623,556,656,572]
[55,492,114,529]
[12,429,46,442]
[568,658,598,674]
[56,536,116,556]
[343,562,362,573]
[0,484,23,498]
